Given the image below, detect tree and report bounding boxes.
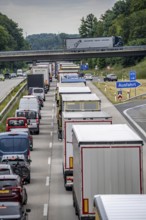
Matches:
[0,25,10,50]
[79,14,98,37]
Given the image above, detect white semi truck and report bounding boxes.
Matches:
[72,124,143,220]
[62,111,112,190]
[66,36,123,50]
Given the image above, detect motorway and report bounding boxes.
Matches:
[2,78,146,219]
[0,77,25,102]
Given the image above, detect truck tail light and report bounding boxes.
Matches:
[69,157,73,169]
[83,198,89,214]
[36,118,39,123]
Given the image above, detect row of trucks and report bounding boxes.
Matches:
[56,62,144,220]
[30,63,53,92]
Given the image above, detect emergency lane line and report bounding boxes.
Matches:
[123,104,146,138]
[50,131,53,136]
[49,142,52,148]
[46,176,50,186]
[48,157,51,165]
[43,204,48,216]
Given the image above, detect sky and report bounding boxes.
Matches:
[0,0,117,36]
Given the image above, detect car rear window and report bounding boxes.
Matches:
[0,138,28,152]
[0,205,20,216]
[33,88,43,93]
[8,120,25,126]
[16,111,37,119]
[0,179,18,187]
[0,169,10,175]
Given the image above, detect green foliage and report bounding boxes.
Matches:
[26,33,79,50]
[79,14,98,37]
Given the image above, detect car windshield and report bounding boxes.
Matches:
[0,169,10,175]
[0,179,18,187]
[0,138,28,152]
[0,205,20,217]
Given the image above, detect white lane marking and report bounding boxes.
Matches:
[52,114,54,119]
[49,142,52,148]
[53,103,55,107]
[46,176,50,186]
[51,122,54,127]
[50,131,52,136]
[43,204,48,216]
[123,104,146,138]
[48,157,51,165]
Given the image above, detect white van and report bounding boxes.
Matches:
[32,87,45,101]
[19,96,41,119]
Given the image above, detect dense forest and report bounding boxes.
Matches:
[0,0,146,70]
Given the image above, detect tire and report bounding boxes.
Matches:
[23,188,28,205]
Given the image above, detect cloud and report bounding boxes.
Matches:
[0,0,117,35]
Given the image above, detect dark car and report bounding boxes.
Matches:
[0,175,27,205]
[0,201,31,220]
[0,132,30,161]
[4,73,11,79]
[103,73,118,82]
[1,155,31,184]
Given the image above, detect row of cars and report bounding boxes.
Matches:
[0,83,46,219]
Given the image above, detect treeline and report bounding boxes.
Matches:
[26,33,79,50]
[0,13,30,72]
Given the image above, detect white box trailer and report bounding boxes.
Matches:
[57,88,92,139]
[61,94,101,112]
[66,36,123,49]
[72,124,143,220]
[93,195,146,220]
[62,111,112,189]
[58,94,101,138]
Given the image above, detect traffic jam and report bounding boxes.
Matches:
[0,61,146,220]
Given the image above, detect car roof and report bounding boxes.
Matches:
[6,117,27,120]
[0,132,28,137]
[0,201,20,207]
[10,128,29,132]
[16,109,37,113]
[0,174,19,179]
[0,164,12,168]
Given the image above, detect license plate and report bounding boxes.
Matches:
[0,190,9,193]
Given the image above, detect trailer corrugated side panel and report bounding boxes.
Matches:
[81,145,142,215]
[64,120,112,170]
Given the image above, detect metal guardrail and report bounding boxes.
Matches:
[0,82,27,123]
[124,93,146,102]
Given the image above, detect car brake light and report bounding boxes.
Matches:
[36,118,39,123]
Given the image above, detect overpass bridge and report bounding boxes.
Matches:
[0,46,146,62]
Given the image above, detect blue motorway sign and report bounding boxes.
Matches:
[129,70,136,80]
[80,64,89,70]
[116,81,141,89]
